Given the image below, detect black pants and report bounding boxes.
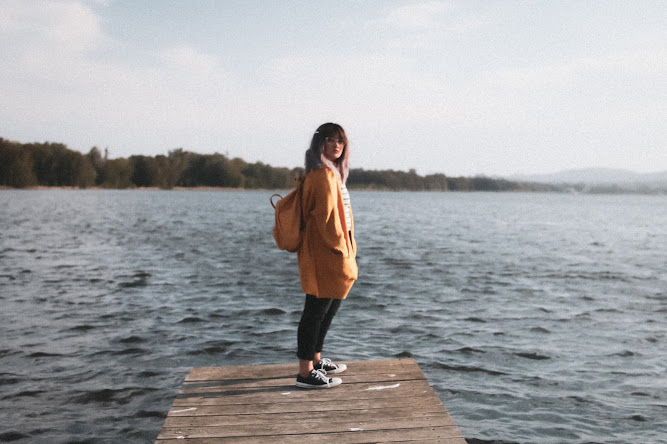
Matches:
[297,294,342,361]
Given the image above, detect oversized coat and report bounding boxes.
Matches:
[297,166,358,299]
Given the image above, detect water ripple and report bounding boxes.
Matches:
[0,190,665,443]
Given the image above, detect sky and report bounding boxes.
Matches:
[0,0,665,177]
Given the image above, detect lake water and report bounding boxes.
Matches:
[0,190,665,443]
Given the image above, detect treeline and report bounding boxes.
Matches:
[0,138,297,189]
[0,137,558,192]
[347,168,557,192]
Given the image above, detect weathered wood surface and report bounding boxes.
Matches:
[157,358,467,443]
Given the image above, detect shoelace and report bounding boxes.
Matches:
[318,358,338,371]
[312,368,328,382]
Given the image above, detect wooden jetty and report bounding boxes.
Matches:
[156,358,467,443]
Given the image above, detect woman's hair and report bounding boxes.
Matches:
[304,123,350,183]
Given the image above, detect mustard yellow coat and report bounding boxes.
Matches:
[297,167,358,299]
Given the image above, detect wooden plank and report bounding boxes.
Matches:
[185,358,418,381]
[158,417,456,438]
[168,393,445,416]
[163,406,456,428]
[182,368,426,388]
[156,427,467,444]
[156,358,467,443]
[178,378,435,398]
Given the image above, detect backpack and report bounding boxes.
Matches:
[270,177,305,252]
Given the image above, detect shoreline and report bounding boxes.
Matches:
[1,185,665,195]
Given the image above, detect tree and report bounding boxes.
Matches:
[447,177,472,191]
[0,139,37,188]
[99,158,133,188]
[424,174,448,191]
[130,155,159,187]
[179,153,207,187]
[74,154,97,188]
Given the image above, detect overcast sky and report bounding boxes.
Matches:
[1,0,665,177]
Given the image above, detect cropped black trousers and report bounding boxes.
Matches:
[296,294,342,361]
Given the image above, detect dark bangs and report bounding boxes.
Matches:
[319,124,348,147]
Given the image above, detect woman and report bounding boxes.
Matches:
[295,123,358,389]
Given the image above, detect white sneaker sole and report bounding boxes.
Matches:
[295,377,342,389]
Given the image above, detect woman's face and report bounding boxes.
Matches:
[322,135,345,162]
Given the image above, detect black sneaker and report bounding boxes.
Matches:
[315,358,347,374]
[295,369,342,389]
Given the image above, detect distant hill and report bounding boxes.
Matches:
[511,168,667,185]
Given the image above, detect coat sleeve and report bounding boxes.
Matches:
[305,169,348,254]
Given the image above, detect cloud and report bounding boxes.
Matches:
[159,45,221,76]
[458,49,667,130]
[255,51,451,131]
[0,0,107,55]
[370,1,454,31]
[365,1,485,51]
[0,0,241,151]
[375,1,454,31]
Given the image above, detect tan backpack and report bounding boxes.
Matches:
[270,177,305,252]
